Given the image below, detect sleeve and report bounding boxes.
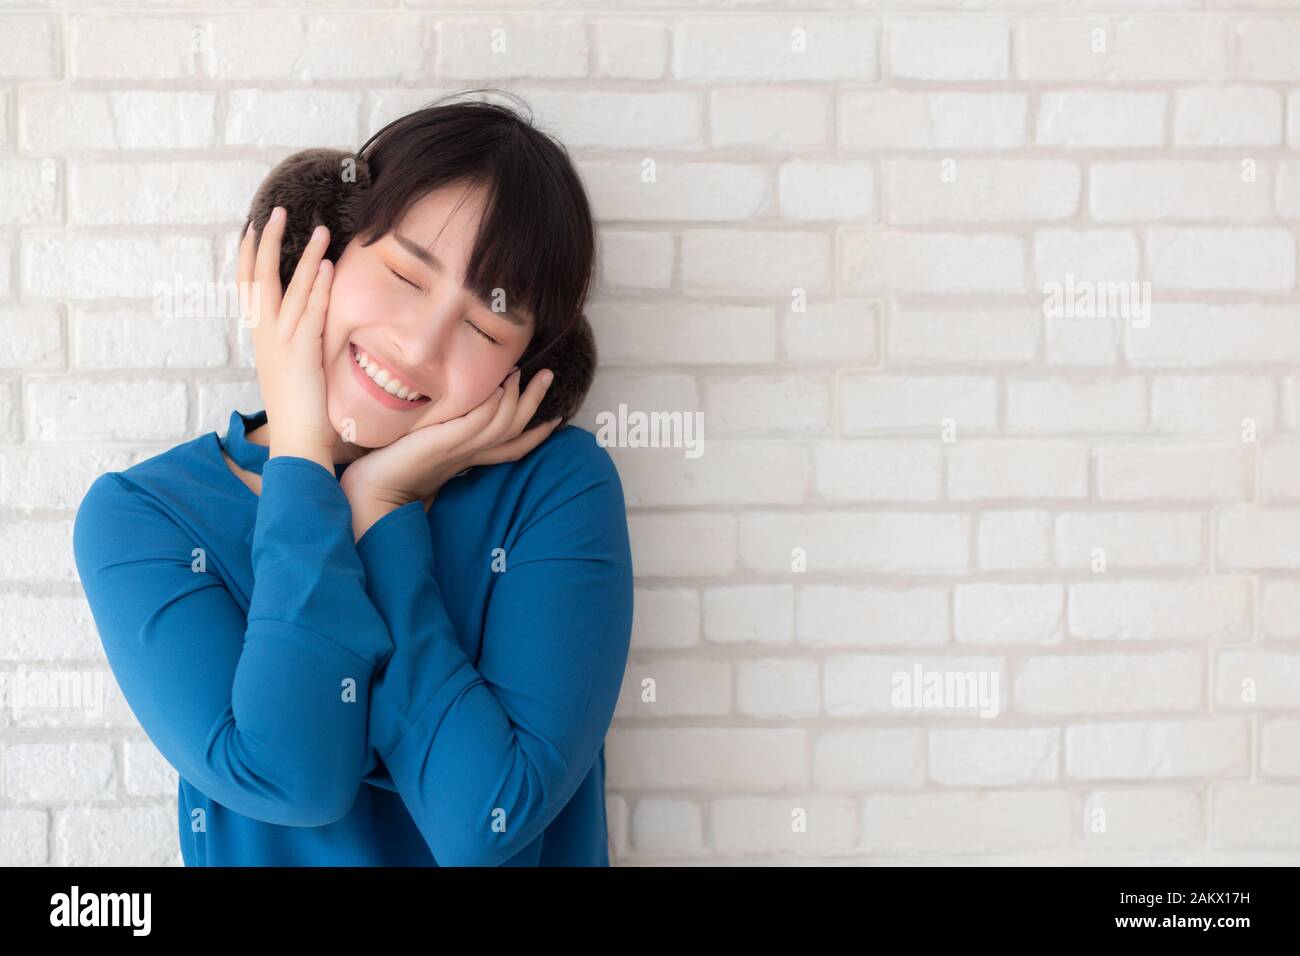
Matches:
[72,456,395,828]
[353,436,634,867]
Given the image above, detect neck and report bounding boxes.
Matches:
[245,420,370,466]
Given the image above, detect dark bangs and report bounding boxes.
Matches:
[350,91,595,369]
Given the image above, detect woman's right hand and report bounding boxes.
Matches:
[238,206,338,470]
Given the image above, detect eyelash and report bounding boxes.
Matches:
[387,266,502,346]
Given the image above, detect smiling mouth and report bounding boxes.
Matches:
[349,341,432,406]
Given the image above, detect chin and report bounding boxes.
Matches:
[322,381,388,447]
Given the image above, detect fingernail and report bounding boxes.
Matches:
[245,221,254,237]
[271,206,285,222]
[312,224,327,242]
[540,370,554,387]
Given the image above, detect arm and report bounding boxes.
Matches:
[73,455,394,827]
[354,432,634,866]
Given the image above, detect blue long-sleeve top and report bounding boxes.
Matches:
[71,407,634,866]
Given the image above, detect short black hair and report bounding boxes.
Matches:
[351,90,595,371]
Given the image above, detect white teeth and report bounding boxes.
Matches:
[352,344,424,402]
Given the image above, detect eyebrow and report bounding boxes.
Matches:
[392,232,530,327]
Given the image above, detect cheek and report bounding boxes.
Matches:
[441,355,509,414]
[323,268,388,346]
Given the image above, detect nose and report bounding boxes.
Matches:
[389,284,469,374]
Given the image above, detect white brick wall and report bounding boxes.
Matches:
[5,4,1300,867]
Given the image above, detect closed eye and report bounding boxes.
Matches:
[389,263,501,345]
[387,266,421,291]
[466,320,501,346]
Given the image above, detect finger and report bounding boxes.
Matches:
[476,368,523,449]
[470,417,561,467]
[508,368,554,434]
[421,385,507,453]
[297,258,332,343]
[280,224,331,335]
[254,206,286,327]
[237,221,256,321]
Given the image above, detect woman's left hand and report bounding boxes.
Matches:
[340,366,559,538]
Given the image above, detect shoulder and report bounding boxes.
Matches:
[74,471,163,557]
[74,471,146,584]
[513,423,624,509]
[75,470,139,532]
[74,435,215,568]
[503,424,630,553]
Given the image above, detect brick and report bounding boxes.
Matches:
[525,90,703,149]
[23,233,213,300]
[783,301,879,363]
[797,585,949,647]
[1068,579,1252,642]
[841,375,997,433]
[1016,18,1227,83]
[842,231,1026,294]
[1082,789,1201,849]
[883,308,1034,364]
[888,19,1009,81]
[582,161,768,222]
[711,88,831,149]
[1067,719,1248,780]
[711,796,858,856]
[675,17,879,81]
[70,161,268,225]
[436,17,587,79]
[1215,651,1300,709]
[948,441,1089,501]
[1036,91,1165,147]
[955,584,1064,645]
[1174,86,1282,146]
[1096,442,1252,501]
[20,90,216,151]
[863,791,1071,854]
[813,440,943,502]
[615,658,730,719]
[842,91,1027,151]
[930,728,1059,785]
[779,161,876,221]
[814,728,925,789]
[1056,512,1202,569]
[704,585,795,645]
[886,159,1080,224]
[0,17,59,79]
[1014,651,1203,715]
[740,512,970,574]
[1091,161,1273,222]
[682,229,831,295]
[605,728,807,790]
[611,442,805,508]
[978,511,1053,571]
[594,19,668,80]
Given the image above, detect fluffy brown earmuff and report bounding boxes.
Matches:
[243,147,596,432]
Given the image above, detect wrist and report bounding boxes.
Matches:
[269,444,334,473]
[341,483,410,544]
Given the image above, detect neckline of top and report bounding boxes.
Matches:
[219,408,352,482]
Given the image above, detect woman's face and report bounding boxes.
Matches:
[320,180,535,450]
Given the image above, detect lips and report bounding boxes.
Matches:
[348,341,432,410]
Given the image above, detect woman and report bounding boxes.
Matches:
[71,96,635,866]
